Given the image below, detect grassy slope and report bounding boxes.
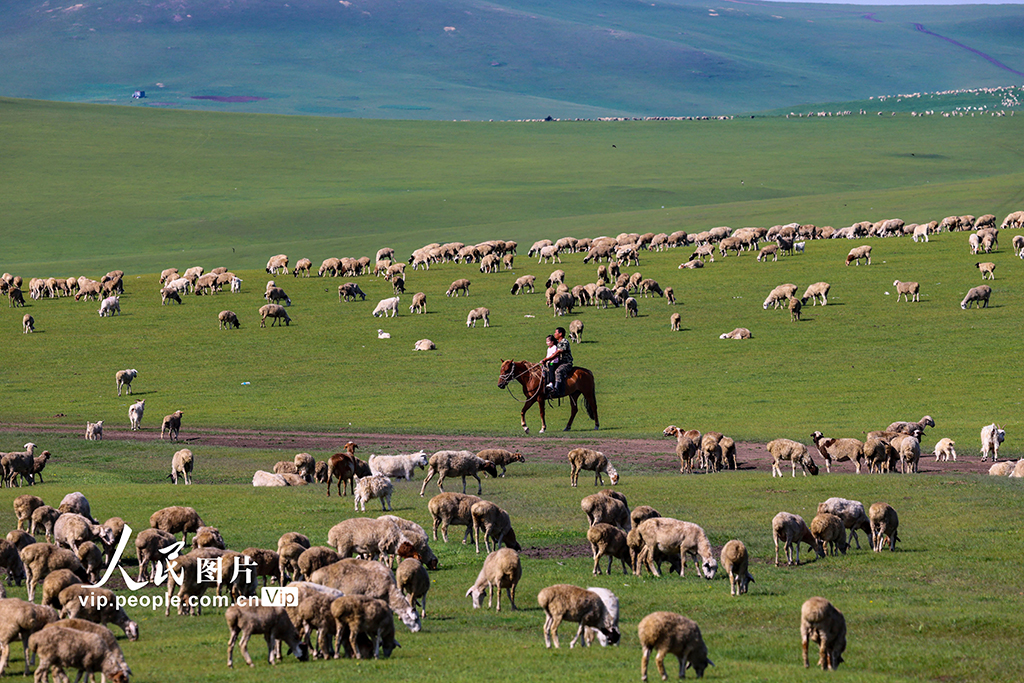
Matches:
[1,0,1023,118]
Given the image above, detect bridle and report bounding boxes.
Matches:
[499,360,543,402]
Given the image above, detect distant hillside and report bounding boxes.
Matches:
[1,0,1023,118]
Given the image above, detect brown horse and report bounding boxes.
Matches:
[498,360,599,434]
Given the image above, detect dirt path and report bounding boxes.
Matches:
[0,422,995,476]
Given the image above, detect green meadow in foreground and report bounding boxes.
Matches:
[0,434,1020,682]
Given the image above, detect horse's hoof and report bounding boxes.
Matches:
[563,427,571,432]
[539,428,545,434]
[523,428,529,434]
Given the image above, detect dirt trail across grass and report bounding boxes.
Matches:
[0,422,995,476]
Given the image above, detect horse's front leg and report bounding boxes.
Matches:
[564,394,579,431]
[521,398,535,434]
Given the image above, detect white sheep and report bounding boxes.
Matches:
[762,283,798,309]
[961,284,992,309]
[801,281,830,306]
[845,245,871,265]
[720,539,754,596]
[634,518,717,580]
[84,421,103,441]
[719,327,752,340]
[22,314,33,334]
[128,399,145,431]
[638,611,713,681]
[988,461,1015,477]
[766,438,819,477]
[231,276,243,293]
[1011,460,1024,478]
[97,295,120,316]
[413,337,436,351]
[372,296,400,317]
[369,451,428,480]
[537,584,620,648]
[171,448,194,484]
[816,497,872,549]
[933,437,957,461]
[353,475,394,512]
[893,280,920,302]
[801,597,846,670]
[980,423,1005,461]
[466,547,521,611]
[567,448,619,487]
[466,306,490,328]
[265,254,289,275]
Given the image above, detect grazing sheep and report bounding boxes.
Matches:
[893,280,920,302]
[328,517,404,564]
[409,291,427,313]
[817,497,872,549]
[581,492,629,530]
[160,410,184,441]
[6,530,34,552]
[537,584,620,649]
[868,502,899,551]
[801,281,830,306]
[625,296,639,318]
[475,448,525,477]
[564,320,585,346]
[766,438,818,477]
[396,558,430,617]
[638,611,712,681]
[353,475,394,512]
[0,599,59,675]
[260,303,292,326]
[58,492,95,522]
[84,420,103,441]
[128,399,145,431]
[22,314,34,334]
[757,243,779,262]
[265,254,289,275]
[897,435,922,473]
[30,506,60,542]
[170,448,194,485]
[307,558,421,633]
[801,597,846,670]
[330,595,398,659]
[191,525,225,550]
[719,327,752,340]
[810,432,865,474]
[0,540,26,587]
[291,591,338,659]
[634,518,717,580]
[419,450,498,496]
[13,495,44,532]
[20,544,87,602]
[135,528,176,582]
[980,423,1006,461]
[772,511,823,566]
[567,448,619,487]
[446,278,471,297]
[720,540,753,596]
[976,261,997,281]
[40,568,81,609]
[466,306,490,328]
[53,513,114,555]
[370,296,400,318]
[762,283,798,309]
[2,443,37,487]
[58,584,139,640]
[789,297,802,321]
[587,524,630,575]
[97,295,120,316]
[510,275,536,295]
[961,284,992,309]
[933,437,957,462]
[218,309,241,329]
[225,604,308,667]
[887,415,935,435]
[293,258,312,277]
[810,513,848,557]
[337,282,366,302]
[466,547,521,611]
[471,501,521,554]
[428,492,482,543]
[378,515,439,570]
[30,623,130,683]
[845,245,871,265]
[149,505,203,545]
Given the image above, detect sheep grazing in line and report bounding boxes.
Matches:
[719,327,752,340]
[149,505,204,545]
[371,296,400,318]
[128,399,145,431]
[225,604,308,667]
[37,618,131,682]
[369,451,429,481]
[97,295,120,316]
[772,511,823,566]
[466,547,521,611]
[975,261,996,280]
[292,258,312,277]
[537,584,620,649]
[260,303,292,326]
[766,438,819,477]
[762,283,798,309]
[471,500,520,554]
[510,275,535,295]
[887,415,935,436]
[789,297,802,321]
[446,278,471,297]
[58,584,140,641]
[22,314,33,334]
[476,448,525,477]
[634,518,718,580]
[980,423,1006,461]
[353,475,394,512]
[428,492,482,543]
[720,540,754,596]
[933,437,957,462]
[409,291,427,313]
[810,513,848,557]
[171,448,194,485]
[638,611,713,681]
[84,420,103,441]
[893,279,920,303]
[307,558,421,633]
[396,558,430,617]
[160,410,184,441]
[801,281,830,306]
[265,254,289,275]
[809,432,865,474]
[466,306,490,328]
[868,502,899,551]
[567,448,619,487]
[961,284,992,309]
[569,319,584,343]
[330,595,399,660]
[587,523,631,575]
[419,450,498,497]
[845,244,871,265]
[218,310,241,329]
[817,497,872,549]
[801,597,846,670]
[581,492,629,530]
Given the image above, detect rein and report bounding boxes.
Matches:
[501,361,544,403]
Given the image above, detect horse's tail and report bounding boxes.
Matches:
[578,369,598,420]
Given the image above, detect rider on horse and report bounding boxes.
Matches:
[543,326,573,399]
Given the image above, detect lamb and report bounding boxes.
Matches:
[466,306,490,327]
[135,528,176,581]
[408,291,427,314]
[413,338,436,351]
[475,448,525,477]
[581,492,629,530]
[810,513,848,557]
[22,314,33,333]
[353,475,394,512]
[634,518,717,580]
[128,399,145,430]
[981,423,1006,461]
[624,296,639,318]
[13,494,44,532]
[809,432,865,474]
[396,558,430,617]
[961,284,991,309]
[307,558,421,632]
[217,309,241,329]
[466,547,521,611]
[419,450,498,496]
[0,540,26,587]
[762,283,798,309]
[170,447,194,485]
[845,244,872,265]
[887,415,935,436]
[757,243,779,262]
[471,500,521,554]
[587,523,631,575]
[428,492,482,543]
[868,502,899,551]
[265,254,290,275]
[933,437,957,462]
[510,275,536,295]
[975,261,996,280]
[0,598,59,675]
[989,461,1015,476]
[84,420,103,441]
[225,604,308,667]
[97,295,120,316]
[719,327,752,340]
[801,281,830,306]
[893,280,920,303]
[260,303,292,326]
[53,513,115,554]
[537,584,620,648]
[720,539,754,596]
[638,611,712,681]
[772,511,823,566]
[766,438,819,477]
[446,278,471,297]
[567,448,619,487]
[20,544,87,602]
[58,584,139,640]
[816,497,872,549]
[30,506,60,542]
[789,296,802,321]
[897,435,921,474]
[669,312,682,332]
[149,505,204,545]
[801,597,846,670]
[160,410,184,441]
[330,595,399,659]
